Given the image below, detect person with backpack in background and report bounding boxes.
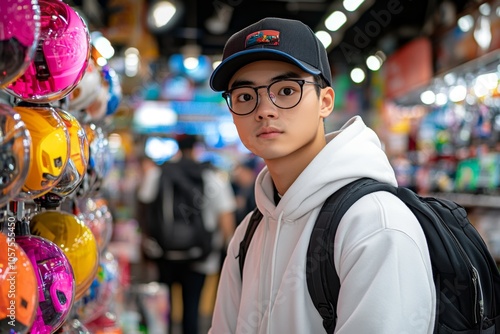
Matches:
[231,155,261,225]
[208,17,437,333]
[140,134,236,334]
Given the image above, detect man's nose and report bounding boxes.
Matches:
[254,90,279,118]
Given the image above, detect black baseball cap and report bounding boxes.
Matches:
[210,17,332,92]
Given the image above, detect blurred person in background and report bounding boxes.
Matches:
[232,155,261,225]
[139,134,236,334]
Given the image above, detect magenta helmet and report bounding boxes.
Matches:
[5,0,90,103]
[16,234,76,333]
[0,104,31,207]
[0,0,40,87]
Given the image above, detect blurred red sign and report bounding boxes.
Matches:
[384,37,433,99]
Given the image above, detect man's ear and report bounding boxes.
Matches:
[319,86,335,118]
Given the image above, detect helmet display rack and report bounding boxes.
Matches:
[0,0,122,333]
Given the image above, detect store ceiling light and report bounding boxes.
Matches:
[350,67,365,83]
[366,55,382,71]
[147,1,178,32]
[315,30,332,48]
[343,0,365,12]
[325,11,347,31]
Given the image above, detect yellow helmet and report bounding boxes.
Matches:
[29,210,99,301]
[0,103,31,206]
[49,108,89,197]
[13,105,70,200]
[0,232,38,333]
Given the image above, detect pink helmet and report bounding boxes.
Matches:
[16,234,76,333]
[0,0,40,87]
[5,0,90,103]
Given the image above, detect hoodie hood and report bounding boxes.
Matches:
[255,116,397,221]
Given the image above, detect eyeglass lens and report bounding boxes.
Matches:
[226,80,304,115]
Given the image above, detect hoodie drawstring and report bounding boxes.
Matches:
[267,210,284,333]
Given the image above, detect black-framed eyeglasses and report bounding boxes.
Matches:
[222,79,322,116]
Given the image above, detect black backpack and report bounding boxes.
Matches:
[238,178,500,333]
[147,159,212,262]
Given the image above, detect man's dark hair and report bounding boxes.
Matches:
[313,74,328,96]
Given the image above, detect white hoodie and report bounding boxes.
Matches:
[209,116,436,334]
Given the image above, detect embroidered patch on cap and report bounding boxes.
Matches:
[245,30,280,48]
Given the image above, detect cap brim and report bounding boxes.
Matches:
[210,49,321,91]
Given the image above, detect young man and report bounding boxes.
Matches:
[209,17,436,333]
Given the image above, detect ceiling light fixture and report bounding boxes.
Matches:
[325,11,347,31]
[366,54,382,71]
[343,0,365,12]
[350,67,365,83]
[147,0,178,32]
[315,30,333,48]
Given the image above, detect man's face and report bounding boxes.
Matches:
[227,60,333,163]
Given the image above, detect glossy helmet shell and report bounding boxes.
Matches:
[14,105,69,200]
[29,210,99,300]
[0,0,40,87]
[0,104,30,206]
[5,0,90,103]
[49,108,89,197]
[0,232,38,333]
[16,234,75,333]
[55,318,91,333]
[76,197,113,252]
[74,251,118,324]
[101,65,122,116]
[67,58,103,114]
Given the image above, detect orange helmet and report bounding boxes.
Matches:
[0,103,31,207]
[13,105,69,200]
[0,232,38,333]
[29,210,99,300]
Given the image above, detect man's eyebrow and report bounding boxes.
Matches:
[229,71,304,89]
[270,71,302,81]
[229,79,254,89]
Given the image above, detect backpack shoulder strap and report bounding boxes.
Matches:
[238,207,263,280]
[307,178,396,333]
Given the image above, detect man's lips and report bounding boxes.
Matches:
[257,127,283,138]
